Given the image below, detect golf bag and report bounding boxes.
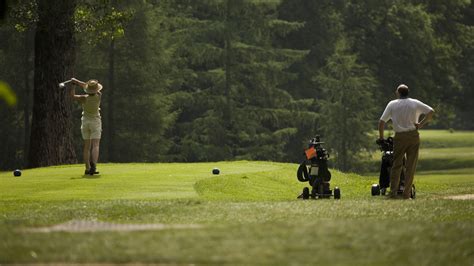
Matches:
[371,137,415,198]
[297,135,340,199]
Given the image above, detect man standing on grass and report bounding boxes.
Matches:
[378,84,434,199]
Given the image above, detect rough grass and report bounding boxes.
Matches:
[1,159,473,265]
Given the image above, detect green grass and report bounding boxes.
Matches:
[1,130,473,264]
[421,130,474,148]
[367,130,474,171]
[378,129,474,148]
[1,158,473,265]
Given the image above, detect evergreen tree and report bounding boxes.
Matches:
[422,0,474,129]
[74,1,133,161]
[315,38,376,172]
[345,1,454,109]
[164,0,309,162]
[277,0,345,99]
[277,0,347,160]
[74,1,175,162]
[1,0,472,170]
[0,0,36,169]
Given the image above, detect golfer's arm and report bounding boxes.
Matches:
[418,110,434,128]
[71,78,87,89]
[69,86,75,99]
[378,120,385,139]
[69,86,86,103]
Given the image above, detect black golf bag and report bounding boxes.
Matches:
[371,137,415,198]
[297,136,340,200]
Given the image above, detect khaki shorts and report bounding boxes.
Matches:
[81,117,102,140]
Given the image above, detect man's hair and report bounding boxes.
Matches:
[397,84,409,97]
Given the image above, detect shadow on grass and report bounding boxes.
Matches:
[70,174,101,180]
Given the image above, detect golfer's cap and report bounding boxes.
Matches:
[85,79,103,94]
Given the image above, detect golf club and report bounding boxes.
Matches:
[59,79,73,88]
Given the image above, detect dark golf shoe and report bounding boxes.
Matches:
[89,163,99,175]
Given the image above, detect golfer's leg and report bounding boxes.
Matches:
[83,139,92,170]
[390,134,406,196]
[91,139,100,164]
[403,133,420,198]
[89,118,102,167]
[81,120,92,171]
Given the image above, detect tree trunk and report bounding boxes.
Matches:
[28,0,77,168]
[341,93,348,171]
[23,29,34,166]
[107,38,115,161]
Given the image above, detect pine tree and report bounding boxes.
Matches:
[74,1,176,162]
[163,0,309,162]
[315,38,376,171]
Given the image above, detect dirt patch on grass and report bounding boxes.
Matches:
[23,220,203,233]
[443,194,474,200]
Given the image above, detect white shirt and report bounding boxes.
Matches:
[380,98,434,133]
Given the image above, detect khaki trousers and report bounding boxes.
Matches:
[390,130,420,198]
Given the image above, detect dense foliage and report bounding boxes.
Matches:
[0,0,472,171]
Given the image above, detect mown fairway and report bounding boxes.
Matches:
[1,130,473,265]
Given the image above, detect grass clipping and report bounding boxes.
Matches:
[443,194,474,200]
[24,220,203,233]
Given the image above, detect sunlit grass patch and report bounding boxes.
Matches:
[1,136,473,265]
[421,130,474,148]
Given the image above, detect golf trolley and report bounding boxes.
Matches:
[371,137,416,198]
[297,136,341,200]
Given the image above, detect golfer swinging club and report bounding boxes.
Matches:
[378,84,434,199]
[69,78,103,175]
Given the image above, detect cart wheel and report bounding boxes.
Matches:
[411,184,416,199]
[302,187,310,200]
[371,184,380,196]
[334,187,341,199]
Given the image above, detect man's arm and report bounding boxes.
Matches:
[378,102,392,140]
[378,120,385,140]
[415,110,434,129]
